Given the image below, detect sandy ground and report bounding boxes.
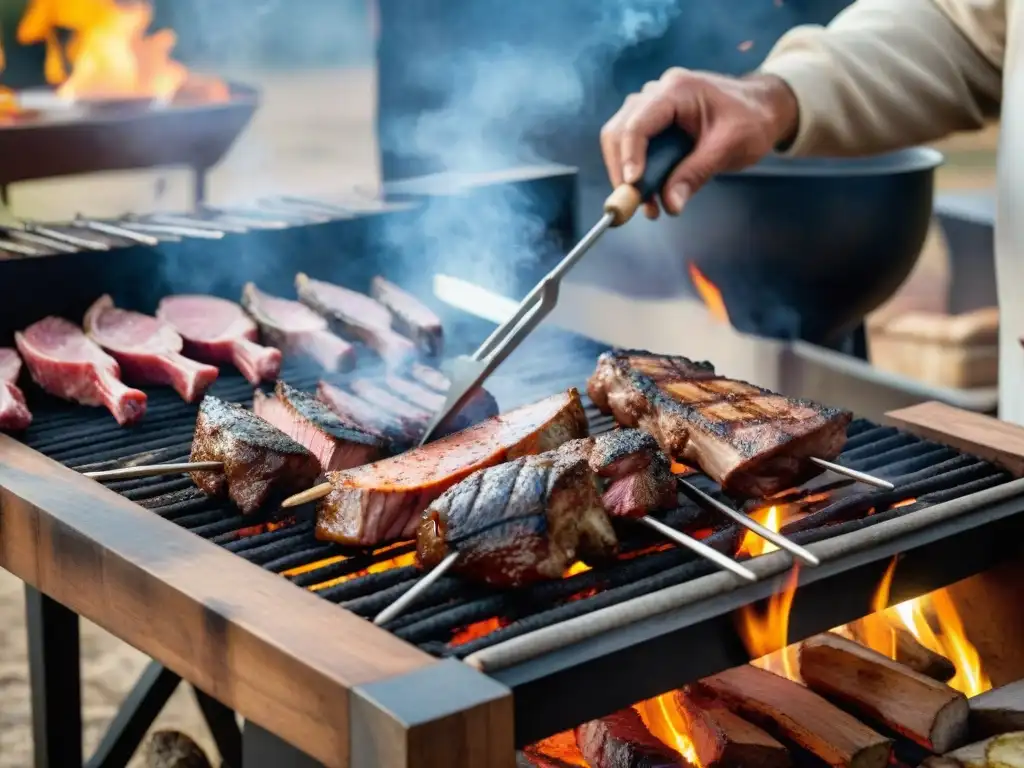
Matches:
[0,66,1000,767]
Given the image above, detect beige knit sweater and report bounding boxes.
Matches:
[758,0,1007,155]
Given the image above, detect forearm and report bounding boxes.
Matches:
[757,0,1004,156]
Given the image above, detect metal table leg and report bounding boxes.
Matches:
[194,688,242,767]
[25,585,82,768]
[242,721,324,768]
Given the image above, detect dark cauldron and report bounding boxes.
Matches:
[676,147,943,347]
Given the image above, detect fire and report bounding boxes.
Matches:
[450,618,505,646]
[737,565,802,681]
[635,696,702,766]
[525,732,589,767]
[688,263,729,324]
[737,505,780,558]
[14,0,227,102]
[309,550,418,592]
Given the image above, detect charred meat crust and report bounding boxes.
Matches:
[274,380,382,448]
[371,276,444,357]
[190,395,321,514]
[587,349,852,498]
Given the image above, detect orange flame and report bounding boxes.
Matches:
[635,696,702,766]
[688,263,729,324]
[737,506,781,558]
[525,731,589,767]
[309,550,417,592]
[737,565,802,681]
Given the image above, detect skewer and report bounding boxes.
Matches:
[3,228,80,253]
[145,213,251,234]
[0,238,45,256]
[678,479,821,566]
[281,482,332,507]
[810,457,894,490]
[74,217,161,246]
[24,222,111,251]
[373,552,458,626]
[84,461,223,481]
[117,222,226,240]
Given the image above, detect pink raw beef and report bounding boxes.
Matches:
[84,295,218,403]
[0,347,31,431]
[15,317,148,425]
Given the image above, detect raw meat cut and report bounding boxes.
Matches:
[371,276,444,357]
[15,316,147,425]
[241,283,354,373]
[156,294,282,385]
[410,362,450,393]
[0,348,31,431]
[85,295,219,403]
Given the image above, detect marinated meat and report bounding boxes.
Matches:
[587,350,852,498]
[295,273,417,370]
[85,295,219,403]
[384,373,500,435]
[410,362,450,393]
[190,395,321,514]
[371,276,444,357]
[252,381,385,472]
[241,283,354,373]
[156,294,282,385]
[315,388,588,546]
[575,709,685,768]
[16,316,147,425]
[316,380,415,449]
[0,348,31,431]
[351,379,431,431]
[416,450,617,587]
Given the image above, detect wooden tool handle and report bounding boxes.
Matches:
[603,125,696,226]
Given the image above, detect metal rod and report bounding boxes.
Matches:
[4,229,79,253]
[639,516,757,581]
[84,461,223,481]
[24,222,110,251]
[810,457,895,490]
[679,479,821,566]
[117,222,225,239]
[373,551,459,626]
[145,213,250,234]
[74,218,161,246]
[273,195,353,216]
[0,238,45,256]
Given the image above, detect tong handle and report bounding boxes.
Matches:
[603,125,697,226]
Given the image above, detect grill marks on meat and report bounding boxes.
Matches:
[316,380,415,450]
[576,709,686,768]
[156,294,281,385]
[410,362,450,393]
[351,379,431,432]
[85,295,219,403]
[295,273,417,370]
[417,450,617,587]
[252,381,385,472]
[190,395,321,514]
[0,348,31,431]
[588,350,852,498]
[315,388,588,546]
[371,276,444,357]
[16,316,147,425]
[241,283,354,373]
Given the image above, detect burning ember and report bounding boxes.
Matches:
[688,263,729,325]
[3,0,227,104]
[635,695,702,765]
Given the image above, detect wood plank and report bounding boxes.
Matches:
[694,664,892,768]
[969,681,1024,741]
[0,434,512,768]
[798,633,968,753]
[884,402,1024,477]
[674,690,790,768]
[844,618,955,682]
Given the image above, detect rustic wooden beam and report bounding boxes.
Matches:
[885,402,1024,477]
[694,664,892,768]
[798,633,968,753]
[674,690,789,768]
[0,434,514,768]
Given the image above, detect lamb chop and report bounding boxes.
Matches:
[241,283,354,373]
[315,388,588,546]
[370,276,444,357]
[190,395,321,514]
[15,316,148,426]
[156,294,282,385]
[0,348,31,431]
[316,380,416,450]
[587,349,852,498]
[575,709,686,768]
[416,449,618,587]
[253,380,384,472]
[84,295,219,403]
[295,273,417,370]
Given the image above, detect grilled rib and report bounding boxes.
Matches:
[190,395,321,514]
[314,388,588,546]
[587,349,852,498]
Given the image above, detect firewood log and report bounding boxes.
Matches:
[970,681,1024,741]
[799,632,969,754]
[846,618,956,682]
[575,708,689,767]
[674,690,790,768]
[920,731,1024,768]
[694,664,893,768]
[144,730,212,768]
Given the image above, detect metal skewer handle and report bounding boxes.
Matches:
[639,517,756,581]
[810,457,894,490]
[374,552,459,626]
[84,461,223,482]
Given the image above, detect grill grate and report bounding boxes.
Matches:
[18,340,1014,658]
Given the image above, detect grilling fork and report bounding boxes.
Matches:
[418,127,697,446]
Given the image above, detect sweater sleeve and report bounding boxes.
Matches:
[757,0,1005,156]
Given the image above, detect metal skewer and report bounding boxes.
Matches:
[810,457,894,490]
[84,461,223,481]
[638,517,756,581]
[4,228,80,253]
[117,222,226,240]
[74,217,161,246]
[24,222,111,251]
[374,552,459,626]
[145,213,251,234]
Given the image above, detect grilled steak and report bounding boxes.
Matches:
[315,388,588,546]
[241,283,354,373]
[156,294,282,385]
[16,316,147,425]
[575,709,685,768]
[252,381,385,472]
[316,380,415,449]
[371,276,444,357]
[587,350,852,498]
[295,273,417,370]
[85,295,219,403]
[416,450,617,587]
[190,395,321,514]
[410,362,450,392]
[0,347,31,431]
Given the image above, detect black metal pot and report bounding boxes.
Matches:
[678,147,943,346]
